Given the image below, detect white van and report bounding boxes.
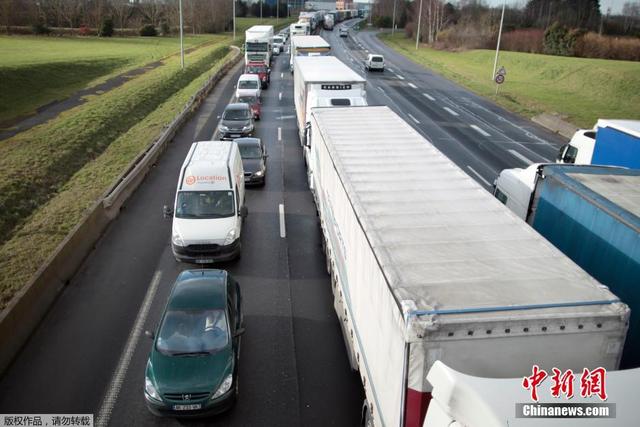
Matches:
[168,141,247,263]
[235,74,262,99]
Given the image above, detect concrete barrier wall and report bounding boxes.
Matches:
[0,47,242,376]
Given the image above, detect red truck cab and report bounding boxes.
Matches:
[245,61,270,89]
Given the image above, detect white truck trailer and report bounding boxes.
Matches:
[245,25,274,66]
[289,35,330,72]
[294,56,366,161]
[307,106,629,427]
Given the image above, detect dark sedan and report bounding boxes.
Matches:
[144,269,244,418]
[217,103,254,140]
[234,137,267,185]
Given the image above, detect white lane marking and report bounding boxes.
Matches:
[395,74,405,80]
[470,124,491,137]
[408,113,420,124]
[279,92,282,101]
[509,149,534,165]
[280,72,284,79]
[278,127,282,142]
[378,87,386,94]
[408,83,418,89]
[443,107,459,116]
[279,204,286,238]
[96,270,163,427]
[388,68,394,73]
[279,115,295,120]
[423,93,435,101]
[467,166,492,187]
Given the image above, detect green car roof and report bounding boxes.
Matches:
[168,269,227,311]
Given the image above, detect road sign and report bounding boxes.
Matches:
[495,74,505,84]
[498,66,507,76]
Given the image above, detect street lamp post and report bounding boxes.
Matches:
[492,0,506,81]
[415,0,423,50]
[391,0,397,35]
[179,0,184,69]
[261,0,263,21]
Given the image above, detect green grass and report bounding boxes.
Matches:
[380,33,640,128]
[0,34,225,126]
[0,45,237,308]
[0,38,230,246]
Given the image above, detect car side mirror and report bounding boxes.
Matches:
[163,205,173,218]
[233,327,246,338]
[239,206,248,218]
[264,154,269,159]
[145,330,155,340]
[556,144,568,163]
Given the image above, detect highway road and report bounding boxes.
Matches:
[0,44,363,426]
[1,20,570,426]
[322,20,567,190]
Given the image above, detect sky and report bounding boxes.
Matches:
[481,0,626,14]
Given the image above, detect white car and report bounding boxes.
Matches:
[365,54,384,72]
[339,27,348,38]
[235,74,262,99]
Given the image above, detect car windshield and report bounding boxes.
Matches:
[156,309,229,355]
[246,66,266,73]
[176,191,235,219]
[223,108,250,120]
[238,144,262,159]
[236,96,256,104]
[372,56,383,62]
[273,37,283,43]
[238,80,258,89]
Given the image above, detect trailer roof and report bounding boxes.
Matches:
[312,106,624,324]
[295,56,365,83]
[560,167,640,226]
[246,25,274,32]
[292,35,330,49]
[597,119,640,139]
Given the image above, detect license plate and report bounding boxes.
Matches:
[173,404,201,411]
[195,259,214,264]
[230,134,240,138]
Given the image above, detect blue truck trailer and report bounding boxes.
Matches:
[527,165,640,368]
[557,119,640,168]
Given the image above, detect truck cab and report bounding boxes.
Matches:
[492,164,542,220]
[556,129,596,164]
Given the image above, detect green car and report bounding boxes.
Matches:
[144,269,244,417]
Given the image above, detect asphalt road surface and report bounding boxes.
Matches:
[322,21,567,190]
[0,43,363,426]
[1,21,570,427]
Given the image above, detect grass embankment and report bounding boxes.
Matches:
[0,34,224,126]
[380,33,640,128]
[0,41,235,307]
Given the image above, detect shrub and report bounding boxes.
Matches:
[373,16,392,29]
[543,22,581,56]
[501,28,544,53]
[99,18,114,37]
[160,21,171,36]
[31,23,51,35]
[78,25,91,36]
[575,32,640,61]
[139,24,157,37]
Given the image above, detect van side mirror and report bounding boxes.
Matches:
[239,206,248,218]
[163,205,173,218]
[556,145,568,163]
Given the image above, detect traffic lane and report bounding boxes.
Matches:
[0,63,244,415]
[355,30,567,155]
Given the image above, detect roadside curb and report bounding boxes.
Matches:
[0,46,242,377]
[531,113,578,140]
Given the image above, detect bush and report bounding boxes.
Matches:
[31,23,51,35]
[543,22,581,56]
[78,25,91,36]
[139,24,157,37]
[433,24,493,50]
[501,29,544,53]
[99,18,114,37]
[160,21,171,36]
[373,16,392,29]
[575,32,640,61]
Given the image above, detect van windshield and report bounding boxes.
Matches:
[176,191,235,219]
[238,80,258,89]
[223,108,250,120]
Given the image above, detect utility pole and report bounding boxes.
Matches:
[416,0,423,49]
[391,0,397,35]
[261,0,263,21]
[179,0,184,69]
[233,0,236,41]
[277,0,279,24]
[491,0,506,81]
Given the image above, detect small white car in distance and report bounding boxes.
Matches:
[365,54,384,72]
[339,27,348,38]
